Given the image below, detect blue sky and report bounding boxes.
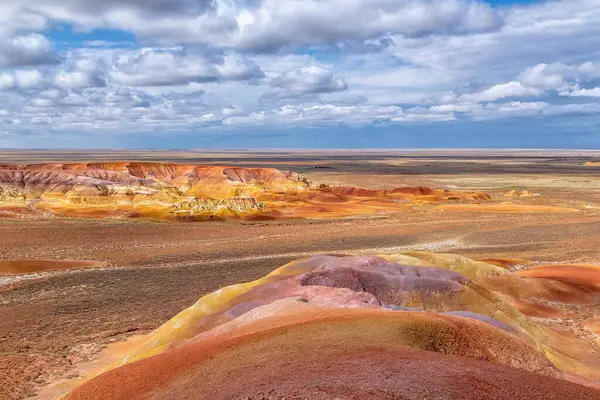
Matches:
[0,0,599,149]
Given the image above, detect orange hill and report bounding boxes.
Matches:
[0,162,489,221]
[62,253,600,399]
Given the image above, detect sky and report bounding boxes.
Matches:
[0,0,599,149]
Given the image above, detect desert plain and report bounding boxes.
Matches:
[1,149,600,399]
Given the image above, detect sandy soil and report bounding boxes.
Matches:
[0,261,105,276]
[1,151,600,399]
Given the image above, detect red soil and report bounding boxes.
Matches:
[0,260,104,275]
[584,317,600,335]
[505,296,568,318]
[484,272,600,305]
[65,308,600,400]
[518,264,600,288]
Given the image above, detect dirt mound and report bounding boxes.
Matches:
[65,305,600,400]
[57,253,600,399]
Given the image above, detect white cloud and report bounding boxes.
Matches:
[519,62,600,89]
[109,48,264,86]
[216,54,264,81]
[542,103,600,117]
[460,81,543,103]
[1,0,600,143]
[0,4,49,36]
[436,61,600,104]
[466,101,550,121]
[0,69,45,91]
[55,59,107,89]
[270,66,347,94]
[228,0,502,52]
[224,104,404,126]
[0,34,58,67]
[4,0,501,51]
[560,86,600,98]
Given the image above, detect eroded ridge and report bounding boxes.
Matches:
[0,162,490,220]
[63,252,600,400]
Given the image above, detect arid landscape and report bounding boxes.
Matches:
[1,150,600,399]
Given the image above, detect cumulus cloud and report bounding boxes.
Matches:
[438,61,600,104]
[270,66,347,94]
[230,0,503,52]
[460,82,543,103]
[40,0,216,16]
[0,59,107,93]
[0,34,58,68]
[519,62,600,89]
[109,48,221,86]
[0,69,45,91]
[109,48,263,86]
[0,4,49,36]
[216,54,264,81]
[55,59,107,89]
[560,86,600,98]
[0,0,502,51]
[1,0,600,144]
[9,87,212,132]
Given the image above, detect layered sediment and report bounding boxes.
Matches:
[504,190,540,197]
[0,162,491,220]
[63,252,600,400]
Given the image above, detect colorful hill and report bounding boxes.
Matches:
[0,162,491,220]
[62,252,600,400]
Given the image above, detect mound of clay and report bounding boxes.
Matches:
[66,305,600,400]
[504,190,540,197]
[584,161,600,166]
[63,253,600,399]
[0,162,490,221]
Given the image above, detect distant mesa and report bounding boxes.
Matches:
[504,190,540,197]
[584,161,600,166]
[63,252,600,400]
[0,162,490,221]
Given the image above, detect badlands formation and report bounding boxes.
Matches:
[0,162,491,221]
[64,253,600,399]
[0,162,583,222]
